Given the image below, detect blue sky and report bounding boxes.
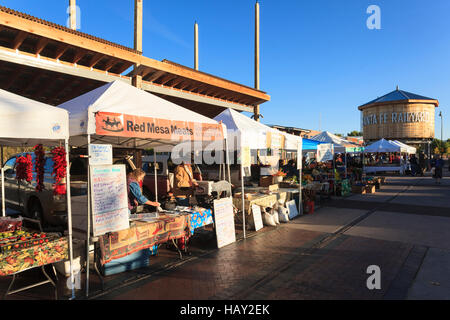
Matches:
[3,0,449,139]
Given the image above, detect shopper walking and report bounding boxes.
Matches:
[431,154,444,184]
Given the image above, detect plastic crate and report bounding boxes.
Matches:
[101,247,157,276]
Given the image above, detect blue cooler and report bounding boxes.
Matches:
[101,246,157,276]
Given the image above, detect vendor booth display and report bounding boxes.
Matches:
[362,138,415,174]
[214,109,304,234]
[0,89,75,299]
[58,80,231,295]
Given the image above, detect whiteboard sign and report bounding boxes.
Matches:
[287,200,299,219]
[89,144,113,165]
[251,205,264,232]
[90,165,129,236]
[213,197,236,248]
[317,143,334,162]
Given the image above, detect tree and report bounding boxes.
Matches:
[334,133,343,137]
[431,138,446,154]
[347,131,363,137]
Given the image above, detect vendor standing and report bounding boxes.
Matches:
[173,160,199,206]
[127,168,160,214]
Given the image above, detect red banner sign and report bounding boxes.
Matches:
[95,112,224,141]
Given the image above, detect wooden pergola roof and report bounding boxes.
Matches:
[0,6,270,116]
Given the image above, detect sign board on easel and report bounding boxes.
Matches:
[213,197,236,248]
[251,204,264,232]
[90,164,129,236]
[89,144,113,165]
[286,200,299,219]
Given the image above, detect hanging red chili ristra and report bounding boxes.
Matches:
[16,154,33,183]
[51,147,67,195]
[34,144,45,192]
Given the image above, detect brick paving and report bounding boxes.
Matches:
[2,174,448,300]
[96,226,325,300]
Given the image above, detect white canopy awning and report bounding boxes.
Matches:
[310,131,359,153]
[214,108,283,150]
[364,138,405,153]
[0,88,69,146]
[58,81,224,150]
[389,140,416,154]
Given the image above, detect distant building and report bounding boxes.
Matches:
[358,87,438,153]
[269,125,321,139]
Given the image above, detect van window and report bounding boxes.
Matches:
[44,158,54,174]
[142,162,164,175]
[4,157,16,171]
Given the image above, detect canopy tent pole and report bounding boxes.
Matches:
[85,134,91,297]
[1,166,5,217]
[298,149,303,216]
[345,151,347,179]
[333,153,336,196]
[225,138,231,184]
[1,146,4,217]
[362,150,365,177]
[153,151,158,203]
[241,163,246,239]
[64,139,75,299]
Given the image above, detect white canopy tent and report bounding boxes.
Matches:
[363,138,406,153]
[311,131,362,181]
[363,138,410,174]
[58,80,228,296]
[214,109,304,233]
[310,131,357,153]
[59,80,224,149]
[390,140,416,154]
[0,88,75,299]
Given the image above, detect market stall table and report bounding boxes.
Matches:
[0,228,68,299]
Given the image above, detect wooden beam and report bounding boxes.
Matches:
[145,70,165,82]
[54,44,69,60]
[88,53,105,68]
[0,10,142,63]
[103,58,118,72]
[114,61,134,75]
[0,10,270,103]
[47,78,74,102]
[35,37,49,55]
[71,48,87,64]
[140,56,271,102]
[12,30,28,50]
[168,78,184,88]
[17,71,43,94]
[159,74,175,86]
[2,66,23,89]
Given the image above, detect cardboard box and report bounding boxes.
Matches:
[259,176,274,187]
[352,185,366,194]
[365,185,376,193]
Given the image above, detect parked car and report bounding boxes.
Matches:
[1,152,87,227]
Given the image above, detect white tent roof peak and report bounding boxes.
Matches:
[58,80,219,137]
[0,88,69,145]
[364,138,406,153]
